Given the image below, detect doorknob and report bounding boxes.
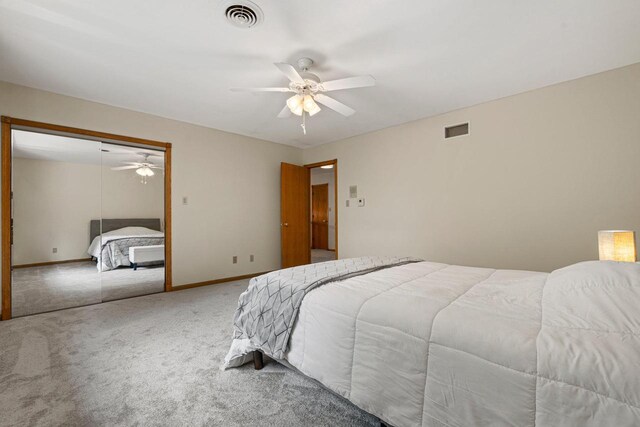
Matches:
[282,222,289,227]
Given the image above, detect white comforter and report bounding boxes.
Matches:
[87,226,164,258]
[284,260,640,426]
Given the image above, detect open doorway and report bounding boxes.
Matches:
[310,166,336,263]
[280,159,337,269]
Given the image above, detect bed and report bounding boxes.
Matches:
[224,257,640,426]
[87,218,164,271]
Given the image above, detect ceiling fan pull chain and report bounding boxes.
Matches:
[301,111,307,135]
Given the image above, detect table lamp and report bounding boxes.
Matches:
[598,230,636,262]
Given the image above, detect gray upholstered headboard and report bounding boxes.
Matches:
[89,218,162,244]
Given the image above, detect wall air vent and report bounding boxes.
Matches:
[444,123,469,139]
[224,1,263,29]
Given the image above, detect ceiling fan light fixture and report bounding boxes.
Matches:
[286,94,304,116]
[302,95,315,111]
[307,103,321,116]
[303,95,321,116]
[136,166,154,177]
[291,104,303,116]
[286,94,302,110]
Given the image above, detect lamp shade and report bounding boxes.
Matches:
[286,95,303,116]
[136,166,154,177]
[598,230,636,262]
[302,95,321,116]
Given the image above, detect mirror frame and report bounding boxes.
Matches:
[1,116,172,320]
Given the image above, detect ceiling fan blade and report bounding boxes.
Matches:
[277,105,292,119]
[230,87,292,92]
[122,162,143,165]
[111,165,139,170]
[149,165,164,169]
[274,62,305,84]
[320,75,376,92]
[314,94,356,117]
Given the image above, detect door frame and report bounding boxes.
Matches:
[1,116,172,320]
[304,159,338,260]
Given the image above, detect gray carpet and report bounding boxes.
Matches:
[0,279,378,426]
[12,261,164,317]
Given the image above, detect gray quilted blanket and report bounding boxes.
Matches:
[224,256,421,367]
[100,237,164,271]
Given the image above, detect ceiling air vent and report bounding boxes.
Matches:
[224,1,263,29]
[444,123,469,139]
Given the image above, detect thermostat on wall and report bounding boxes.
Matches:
[349,185,358,198]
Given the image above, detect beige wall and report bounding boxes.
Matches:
[311,168,336,250]
[12,157,164,265]
[101,164,165,221]
[0,81,302,311]
[303,63,640,272]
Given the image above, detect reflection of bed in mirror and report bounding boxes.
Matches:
[88,218,165,271]
[8,128,169,319]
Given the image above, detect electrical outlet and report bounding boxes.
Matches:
[250,254,254,262]
[182,196,188,205]
[233,256,238,264]
[52,248,57,254]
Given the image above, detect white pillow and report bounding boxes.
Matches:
[103,226,161,236]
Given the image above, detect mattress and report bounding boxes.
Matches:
[87,226,164,271]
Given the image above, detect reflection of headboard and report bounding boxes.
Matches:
[89,218,162,244]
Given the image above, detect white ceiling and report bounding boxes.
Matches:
[1,1,639,148]
[12,130,164,167]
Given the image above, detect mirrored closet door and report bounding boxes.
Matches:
[10,130,166,317]
[98,143,165,302]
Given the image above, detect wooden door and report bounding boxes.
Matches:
[281,162,310,268]
[311,184,329,249]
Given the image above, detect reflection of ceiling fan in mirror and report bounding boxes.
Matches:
[111,153,164,184]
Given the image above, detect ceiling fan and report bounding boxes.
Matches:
[111,153,163,184]
[231,57,375,134]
